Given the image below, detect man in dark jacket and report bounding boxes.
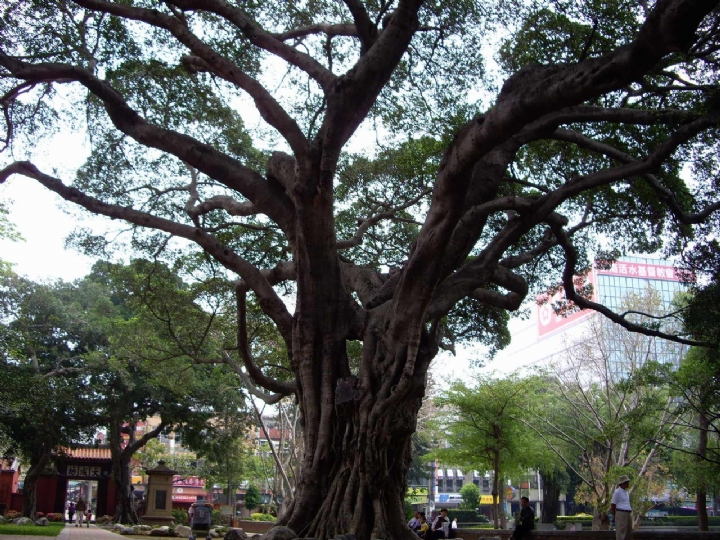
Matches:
[511,497,535,540]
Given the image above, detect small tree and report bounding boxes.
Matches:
[245,484,261,513]
[430,375,547,528]
[459,483,480,510]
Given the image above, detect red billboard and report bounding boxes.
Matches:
[537,270,596,337]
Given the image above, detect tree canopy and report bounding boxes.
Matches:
[1,0,720,537]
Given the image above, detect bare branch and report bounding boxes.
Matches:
[69,0,312,156]
[165,0,336,91]
[549,220,709,347]
[0,51,298,233]
[549,127,720,225]
[336,189,430,250]
[341,0,378,53]
[233,285,296,396]
[0,161,294,337]
[274,23,359,42]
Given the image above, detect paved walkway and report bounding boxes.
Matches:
[0,523,122,540]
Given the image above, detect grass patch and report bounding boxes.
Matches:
[0,523,65,536]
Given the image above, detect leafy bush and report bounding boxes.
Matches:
[555,516,592,529]
[450,509,484,523]
[96,515,113,525]
[5,510,21,520]
[45,513,64,522]
[652,516,720,526]
[211,509,223,525]
[249,513,275,522]
[172,508,189,525]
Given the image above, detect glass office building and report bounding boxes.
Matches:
[593,256,688,374]
[535,256,689,376]
[495,256,690,375]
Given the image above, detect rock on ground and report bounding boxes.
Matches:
[175,525,192,537]
[223,528,248,540]
[257,526,297,540]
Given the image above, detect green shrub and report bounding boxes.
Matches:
[172,508,189,525]
[249,513,275,522]
[450,510,483,523]
[211,509,223,525]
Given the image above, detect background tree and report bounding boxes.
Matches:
[0,271,106,518]
[182,370,254,519]
[459,482,480,511]
[82,260,235,524]
[244,484,261,514]
[529,307,682,530]
[2,0,720,537]
[668,347,720,530]
[429,375,550,528]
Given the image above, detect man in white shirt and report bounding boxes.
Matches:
[610,475,632,540]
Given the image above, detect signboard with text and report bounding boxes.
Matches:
[595,261,683,282]
[173,475,205,487]
[66,465,107,478]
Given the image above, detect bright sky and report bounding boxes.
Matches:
[0,124,113,282]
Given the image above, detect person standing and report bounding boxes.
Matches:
[67,502,75,524]
[511,497,535,540]
[75,497,87,527]
[611,475,633,540]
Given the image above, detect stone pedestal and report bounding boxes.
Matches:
[142,461,177,526]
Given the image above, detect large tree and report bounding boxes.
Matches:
[1,0,720,538]
[0,270,106,518]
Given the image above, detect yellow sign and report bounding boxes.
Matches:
[479,495,497,505]
[406,487,429,505]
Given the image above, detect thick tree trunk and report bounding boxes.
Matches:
[540,472,561,524]
[265,157,437,539]
[697,407,709,531]
[279,368,424,539]
[592,507,610,531]
[22,441,52,521]
[274,303,433,538]
[112,451,136,524]
[109,417,138,524]
[490,456,505,529]
[22,448,52,519]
